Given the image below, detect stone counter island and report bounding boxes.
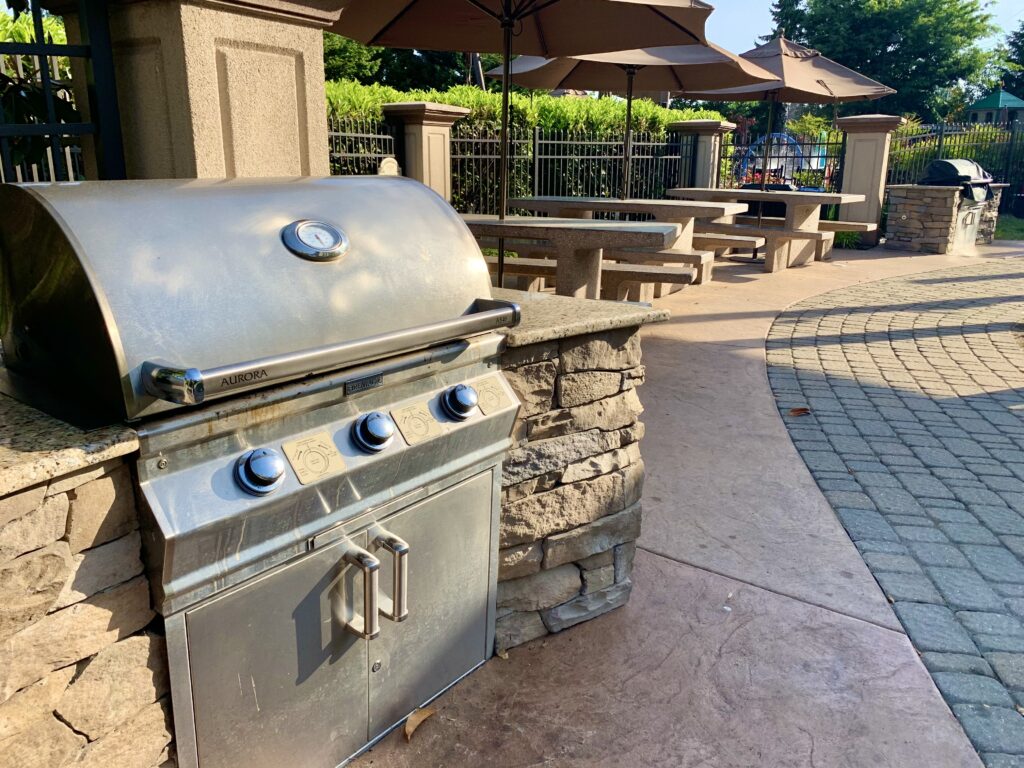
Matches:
[0,290,667,766]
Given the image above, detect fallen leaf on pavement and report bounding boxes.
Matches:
[788,407,811,417]
[496,649,509,660]
[404,706,437,742]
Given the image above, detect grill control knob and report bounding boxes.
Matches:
[352,412,396,453]
[235,448,286,496]
[441,384,479,421]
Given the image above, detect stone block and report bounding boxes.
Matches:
[542,580,632,633]
[614,541,637,583]
[503,361,557,417]
[621,366,645,391]
[577,550,614,571]
[0,494,68,566]
[932,672,1015,706]
[527,389,643,441]
[0,485,45,529]
[582,565,614,594]
[561,443,641,485]
[502,472,560,504]
[46,460,122,496]
[921,652,993,677]
[952,704,1024,754]
[66,466,138,554]
[559,327,641,373]
[502,429,623,486]
[557,371,622,408]
[500,462,642,547]
[987,653,1024,690]
[496,564,580,612]
[0,576,154,702]
[57,633,168,739]
[494,611,547,653]
[498,543,543,581]
[543,502,642,569]
[0,713,85,768]
[928,567,1005,611]
[0,666,75,741]
[75,698,172,768]
[501,342,557,369]
[893,602,978,654]
[0,542,73,641]
[54,531,144,610]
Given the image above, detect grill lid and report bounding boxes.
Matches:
[0,177,502,427]
[918,159,993,186]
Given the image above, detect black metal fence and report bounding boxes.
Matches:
[886,122,1024,211]
[718,131,846,193]
[0,0,124,182]
[327,116,398,176]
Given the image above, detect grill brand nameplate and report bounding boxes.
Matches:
[391,403,444,446]
[282,432,346,485]
[345,373,384,396]
[475,376,515,415]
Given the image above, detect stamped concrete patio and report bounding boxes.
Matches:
[357,245,1024,767]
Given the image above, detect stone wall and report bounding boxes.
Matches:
[884,185,961,254]
[0,462,173,768]
[978,189,1003,245]
[495,326,647,653]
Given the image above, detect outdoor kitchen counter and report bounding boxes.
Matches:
[492,288,670,347]
[0,392,139,497]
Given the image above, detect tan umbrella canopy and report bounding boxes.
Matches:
[487,44,779,196]
[333,0,714,282]
[686,35,895,103]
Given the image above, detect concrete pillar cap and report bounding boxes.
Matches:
[836,114,906,134]
[382,102,471,127]
[668,119,736,135]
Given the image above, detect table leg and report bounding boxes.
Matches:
[785,203,821,268]
[556,246,603,299]
[653,216,697,295]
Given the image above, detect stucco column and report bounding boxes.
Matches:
[382,102,469,201]
[836,114,907,245]
[66,0,335,179]
[668,119,736,188]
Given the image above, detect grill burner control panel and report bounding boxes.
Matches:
[234,381,505,495]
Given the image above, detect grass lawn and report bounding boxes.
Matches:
[996,214,1024,241]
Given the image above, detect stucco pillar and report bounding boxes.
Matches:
[668,119,736,188]
[836,114,907,245]
[382,102,469,201]
[67,0,335,179]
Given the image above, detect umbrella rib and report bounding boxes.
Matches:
[462,0,503,22]
[369,0,419,44]
[646,6,700,44]
[556,59,584,91]
[519,0,562,20]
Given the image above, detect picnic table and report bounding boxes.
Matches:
[667,188,866,271]
[461,214,681,299]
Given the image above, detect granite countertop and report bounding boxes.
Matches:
[493,288,670,347]
[0,394,138,497]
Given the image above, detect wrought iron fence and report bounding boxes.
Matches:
[450,125,696,215]
[327,116,398,176]
[718,131,846,193]
[886,122,1024,211]
[0,0,124,182]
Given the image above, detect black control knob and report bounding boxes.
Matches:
[351,412,396,453]
[440,384,479,421]
[235,448,286,496]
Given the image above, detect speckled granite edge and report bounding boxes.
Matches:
[0,395,138,497]
[492,288,670,347]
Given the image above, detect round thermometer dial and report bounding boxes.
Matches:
[282,220,350,262]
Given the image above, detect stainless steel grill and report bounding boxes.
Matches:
[0,177,521,767]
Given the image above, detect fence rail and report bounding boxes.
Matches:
[719,131,846,193]
[327,116,397,176]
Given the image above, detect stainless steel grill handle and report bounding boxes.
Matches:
[342,545,380,641]
[373,529,409,623]
[142,298,521,406]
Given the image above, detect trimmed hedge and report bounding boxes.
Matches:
[325,79,723,135]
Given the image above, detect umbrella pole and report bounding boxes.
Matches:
[621,67,636,200]
[497,16,513,287]
[757,96,777,233]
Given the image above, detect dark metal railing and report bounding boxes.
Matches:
[327,116,398,176]
[718,131,846,193]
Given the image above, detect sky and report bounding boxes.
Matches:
[705,0,1024,55]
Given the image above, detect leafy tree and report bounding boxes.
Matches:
[1002,22,1024,97]
[323,34,380,83]
[802,0,995,121]
[760,0,806,44]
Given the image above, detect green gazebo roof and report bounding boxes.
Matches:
[969,89,1024,111]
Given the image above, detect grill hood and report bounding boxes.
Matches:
[0,177,502,427]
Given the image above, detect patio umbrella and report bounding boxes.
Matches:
[332,0,714,283]
[686,35,895,194]
[486,43,779,198]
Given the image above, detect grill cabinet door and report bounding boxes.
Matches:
[185,533,371,768]
[368,471,495,738]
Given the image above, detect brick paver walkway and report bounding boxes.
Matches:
[768,260,1024,765]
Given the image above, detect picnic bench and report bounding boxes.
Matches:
[667,188,866,272]
[732,215,878,259]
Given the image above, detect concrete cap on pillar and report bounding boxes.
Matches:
[382,102,471,127]
[835,114,906,134]
[667,119,737,135]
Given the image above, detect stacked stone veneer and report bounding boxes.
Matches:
[886,185,1003,253]
[0,461,173,768]
[495,326,646,652]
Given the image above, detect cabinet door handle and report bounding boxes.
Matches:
[374,529,410,623]
[342,545,380,640]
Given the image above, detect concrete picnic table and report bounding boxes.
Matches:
[461,214,680,299]
[667,187,866,269]
[508,196,748,253]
